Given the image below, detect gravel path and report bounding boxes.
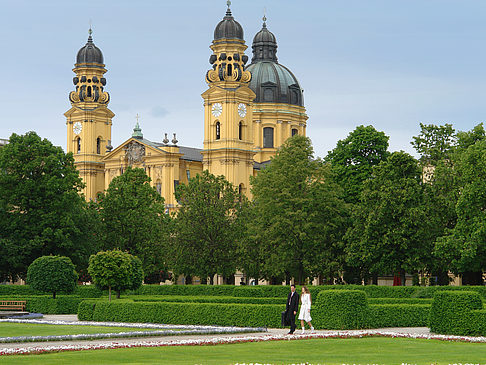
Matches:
[0,315,432,351]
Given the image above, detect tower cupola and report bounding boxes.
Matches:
[213,1,244,41]
[76,29,104,67]
[251,16,278,63]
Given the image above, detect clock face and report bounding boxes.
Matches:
[238,103,247,117]
[211,103,223,117]
[73,122,82,135]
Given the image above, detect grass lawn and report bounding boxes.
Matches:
[0,323,154,337]
[3,337,486,364]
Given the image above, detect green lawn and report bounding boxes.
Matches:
[3,337,486,364]
[0,323,154,337]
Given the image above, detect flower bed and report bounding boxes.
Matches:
[1,330,485,356]
[0,319,265,343]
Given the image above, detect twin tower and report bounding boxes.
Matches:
[65,4,308,206]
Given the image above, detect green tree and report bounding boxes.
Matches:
[97,167,168,276]
[325,125,389,204]
[346,152,430,285]
[170,170,247,284]
[411,123,456,166]
[435,140,486,284]
[249,136,348,284]
[88,250,141,301]
[0,132,96,280]
[26,256,77,299]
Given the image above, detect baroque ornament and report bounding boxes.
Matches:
[125,141,145,166]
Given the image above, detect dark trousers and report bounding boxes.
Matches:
[287,311,296,333]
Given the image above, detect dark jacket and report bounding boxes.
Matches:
[286,291,299,315]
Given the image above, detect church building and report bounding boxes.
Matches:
[65,3,308,207]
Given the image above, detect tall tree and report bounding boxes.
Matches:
[0,132,95,280]
[249,136,348,284]
[325,125,389,204]
[435,140,486,284]
[169,170,247,284]
[411,123,456,166]
[97,167,168,276]
[346,151,430,285]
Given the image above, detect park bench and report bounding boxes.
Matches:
[0,300,26,311]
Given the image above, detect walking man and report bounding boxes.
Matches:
[285,284,299,334]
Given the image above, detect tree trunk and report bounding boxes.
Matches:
[116,290,121,299]
[53,291,56,299]
[108,285,112,302]
[372,274,378,285]
[400,270,406,286]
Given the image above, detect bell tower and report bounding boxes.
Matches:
[201,1,256,197]
[65,29,114,200]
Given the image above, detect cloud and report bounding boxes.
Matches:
[151,106,169,118]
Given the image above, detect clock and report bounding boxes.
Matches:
[73,122,82,135]
[238,103,247,117]
[211,103,223,117]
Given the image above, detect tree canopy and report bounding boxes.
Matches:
[88,250,142,301]
[346,151,431,285]
[325,125,389,204]
[169,170,247,284]
[249,135,349,284]
[97,167,169,277]
[27,255,78,299]
[0,132,96,280]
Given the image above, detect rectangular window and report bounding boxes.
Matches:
[263,127,274,148]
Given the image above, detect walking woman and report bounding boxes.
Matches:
[298,286,314,334]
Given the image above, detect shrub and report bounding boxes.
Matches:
[74,286,103,298]
[24,296,83,314]
[314,290,368,329]
[129,295,283,305]
[368,304,430,327]
[132,285,236,296]
[368,298,433,305]
[26,256,77,299]
[0,285,38,296]
[413,286,486,299]
[80,301,281,327]
[430,291,484,335]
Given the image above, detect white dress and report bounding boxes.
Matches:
[298,293,312,322]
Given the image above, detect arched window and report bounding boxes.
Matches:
[87,86,92,98]
[96,137,101,154]
[216,121,221,140]
[263,127,274,148]
[76,137,81,153]
[292,128,298,137]
[239,121,243,140]
[227,64,232,78]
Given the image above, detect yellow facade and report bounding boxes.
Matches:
[67,7,308,205]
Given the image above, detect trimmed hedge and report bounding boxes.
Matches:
[314,290,368,329]
[0,285,103,298]
[131,285,236,296]
[26,296,83,314]
[368,304,430,328]
[129,295,283,305]
[81,301,282,327]
[368,298,433,305]
[430,291,484,335]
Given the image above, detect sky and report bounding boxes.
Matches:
[0,0,485,159]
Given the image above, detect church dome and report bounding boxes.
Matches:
[76,30,104,66]
[246,19,303,106]
[214,7,244,41]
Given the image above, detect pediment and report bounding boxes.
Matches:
[103,138,166,162]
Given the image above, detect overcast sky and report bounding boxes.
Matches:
[1,0,485,158]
